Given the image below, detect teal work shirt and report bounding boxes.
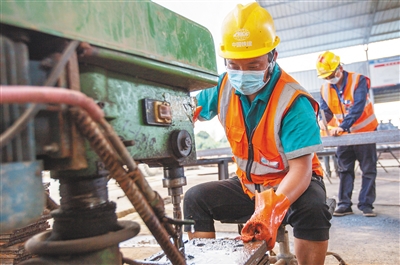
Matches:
[196,64,322,159]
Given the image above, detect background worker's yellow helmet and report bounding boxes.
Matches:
[218,2,280,59]
[316,51,341,78]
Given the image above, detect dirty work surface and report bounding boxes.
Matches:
[147,238,267,265]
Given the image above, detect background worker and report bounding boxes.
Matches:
[316,51,378,217]
[184,3,332,265]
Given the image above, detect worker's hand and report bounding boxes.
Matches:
[193,106,202,123]
[330,126,344,136]
[240,189,290,250]
[318,119,327,130]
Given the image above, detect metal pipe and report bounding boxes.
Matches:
[0,86,104,122]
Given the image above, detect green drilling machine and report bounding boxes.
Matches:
[0,1,218,264]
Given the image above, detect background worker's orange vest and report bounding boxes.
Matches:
[320,72,378,133]
[218,70,324,198]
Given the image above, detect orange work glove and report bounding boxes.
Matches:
[240,189,290,250]
[193,106,202,123]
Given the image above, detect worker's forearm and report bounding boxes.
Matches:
[275,154,312,203]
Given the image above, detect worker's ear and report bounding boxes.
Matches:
[273,50,278,61]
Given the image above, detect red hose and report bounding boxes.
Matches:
[0,86,104,121]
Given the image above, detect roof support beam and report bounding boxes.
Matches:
[276,15,399,36]
[269,1,356,21]
[279,29,400,53]
[364,0,380,44]
[279,30,400,57]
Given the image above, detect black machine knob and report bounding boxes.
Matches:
[170,130,192,159]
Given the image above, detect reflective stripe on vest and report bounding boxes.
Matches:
[321,72,378,133]
[218,78,305,175]
[350,111,377,132]
[218,70,322,182]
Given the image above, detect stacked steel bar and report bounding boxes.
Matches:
[0,183,57,265]
[0,215,50,264]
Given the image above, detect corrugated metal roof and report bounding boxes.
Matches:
[257,0,400,58]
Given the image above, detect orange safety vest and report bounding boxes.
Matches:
[218,70,324,198]
[320,72,378,133]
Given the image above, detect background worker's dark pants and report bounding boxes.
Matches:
[336,143,377,211]
[323,155,339,178]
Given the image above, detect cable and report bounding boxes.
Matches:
[0,86,104,122]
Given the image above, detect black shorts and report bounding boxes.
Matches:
[183,175,331,241]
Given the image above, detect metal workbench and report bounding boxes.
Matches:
[193,130,400,180]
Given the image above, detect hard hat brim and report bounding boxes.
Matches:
[218,38,280,59]
[317,71,335,79]
[218,48,272,59]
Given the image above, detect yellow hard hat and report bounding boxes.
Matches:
[316,51,341,78]
[218,2,280,59]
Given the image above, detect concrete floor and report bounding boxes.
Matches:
[45,159,400,264]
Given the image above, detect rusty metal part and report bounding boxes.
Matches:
[48,176,120,241]
[98,116,180,242]
[98,117,137,170]
[326,252,348,265]
[0,215,50,248]
[0,39,80,149]
[44,44,88,170]
[25,220,139,255]
[58,177,108,210]
[0,243,34,264]
[0,35,35,163]
[21,246,122,265]
[71,108,186,265]
[67,50,80,91]
[99,117,177,241]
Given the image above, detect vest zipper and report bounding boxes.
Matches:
[245,129,255,182]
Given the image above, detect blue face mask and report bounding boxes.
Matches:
[226,69,268,95]
[226,59,275,95]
